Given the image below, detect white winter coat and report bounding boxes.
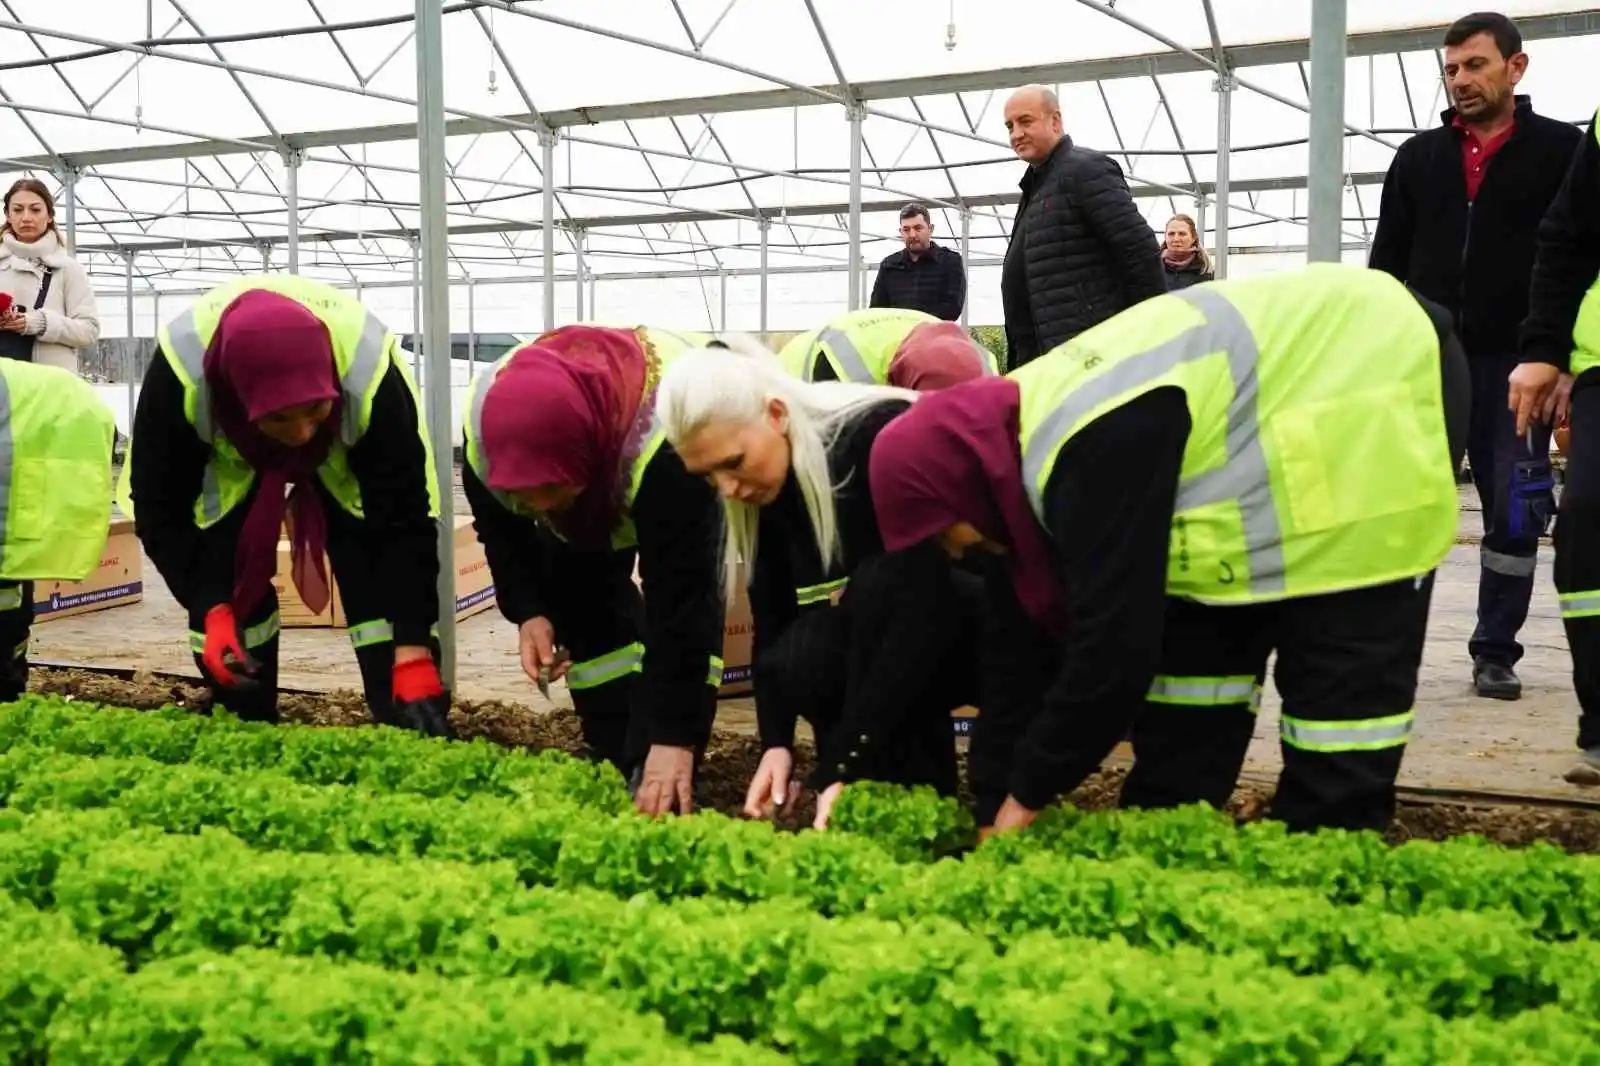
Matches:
[0,230,99,373]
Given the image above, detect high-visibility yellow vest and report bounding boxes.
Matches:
[1568,111,1600,378]
[117,275,440,526]
[777,307,999,382]
[0,361,115,581]
[462,325,682,551]
[1012,263,1458,604]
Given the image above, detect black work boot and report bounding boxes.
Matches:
[1472,658,1523,701]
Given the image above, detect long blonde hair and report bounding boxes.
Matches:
[658,346,917,603]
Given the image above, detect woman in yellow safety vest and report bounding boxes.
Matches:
[867,263,1469,836]
[657,345,985,828]
[124,276,450,737]
[777,306,998,387]
[0,361,117,700]
[461,325,726,816]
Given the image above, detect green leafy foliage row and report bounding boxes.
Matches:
[0,696,629,810]
[0,809,1597,1065]
[5,763,1600,1026]
[0,889,778,1065]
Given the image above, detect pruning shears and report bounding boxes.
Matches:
[536,645,569,702]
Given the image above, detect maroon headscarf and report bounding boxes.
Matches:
[202,289,341,619]
[868,376,1067,636]
[478,325,655,547]
[886,321,989,392]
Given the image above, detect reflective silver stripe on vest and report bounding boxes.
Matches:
[1021,286,1287,597]
[165,308,214,441]
[818,327,876,383]
[199,465,224,524]
[467,366,497,485]
[340,311,391,444]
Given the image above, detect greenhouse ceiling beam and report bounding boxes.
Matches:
[11,9,1596,173]
[87,240,1373,298]
[70,171,1386,255]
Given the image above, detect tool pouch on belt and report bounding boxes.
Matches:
[1508,457,1556,541]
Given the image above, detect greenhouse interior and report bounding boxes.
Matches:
[3,2,1600,1056]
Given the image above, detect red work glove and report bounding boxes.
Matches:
[391,657,453,738]
[201,604,259,688]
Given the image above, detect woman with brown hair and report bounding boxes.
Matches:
[0,178,99,370]
[1160,214,1215,291]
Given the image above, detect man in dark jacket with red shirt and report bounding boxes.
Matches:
[1369,11,1581,701]
[1000,84,1166,369]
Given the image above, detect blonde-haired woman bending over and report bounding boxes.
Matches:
[658,348,983,827]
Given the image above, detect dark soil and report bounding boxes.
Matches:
[27,667,1600,853]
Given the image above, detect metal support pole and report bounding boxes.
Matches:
[539,127,558,331]
[1213,75,1233,279]
[123,252,135,424]
[758,217,769,335]
[574,228,585,321]
[415,0,457,688]
[1308,0,1348,263]
[284,150,302,274]
[260,244,270,272]
[846,102,864,310]
[409,236,422,381]
[60,168,77,250]
[959,209,971,327]
[588,274,597,319]
[1194,195,1207,253]
[719,271,728,331]
[467,277,478,380]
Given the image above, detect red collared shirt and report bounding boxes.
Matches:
[1454,113,1516,201]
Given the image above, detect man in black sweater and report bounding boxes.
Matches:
[1368,11,1582,701]
[1000,84,1165,368]
[869,203,966,322]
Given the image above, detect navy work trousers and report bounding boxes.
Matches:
[1467,354,1554,667]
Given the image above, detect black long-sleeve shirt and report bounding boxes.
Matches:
[750,400,941,768]
[128,350,440,645]
[1520,114,1600,372]
[463,445,724,748]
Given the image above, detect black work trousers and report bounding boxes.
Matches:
[757,554,978,796]
[1122,576,1435,832]
[529,539,716,777]
[190,491,437,726]
[1466,353,1554,666]
[1553,371,1600,751]
[0,580,32,703]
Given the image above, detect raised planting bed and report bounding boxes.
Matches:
[1,693,1600,1060]
[28,664,1600,852]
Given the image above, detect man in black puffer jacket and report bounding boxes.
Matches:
[1000,84,1166,369]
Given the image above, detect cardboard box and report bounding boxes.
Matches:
[277,515,496,628]
[33,518,145,623]
[717,567,753,697]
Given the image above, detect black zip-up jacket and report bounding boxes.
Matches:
[463,445,724,748]
[1369,97,1582,359]
[1001,136,1167,367]
[1520,109,1600,373]
[869,243,967,321]
[128,351,440,645]
[1163,257,1214,291]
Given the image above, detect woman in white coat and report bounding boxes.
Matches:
[0,178,100,371]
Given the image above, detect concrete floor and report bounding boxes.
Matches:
[34,485,1591,802]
